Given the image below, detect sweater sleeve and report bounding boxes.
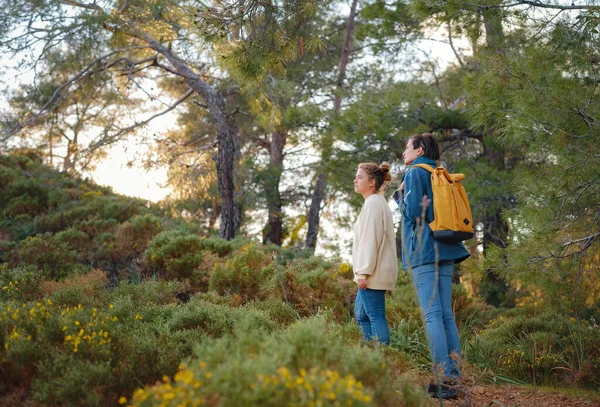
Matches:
[354,200,384,276]
[401,169,429,223]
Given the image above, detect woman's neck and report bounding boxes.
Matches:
[362,190,377,200]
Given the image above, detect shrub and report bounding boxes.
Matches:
[468,312,600,388]
[0,166,18,190]
[0,264,43,302]
[127,318,417,407]
[78,218,118,238]
[0,295,227,407]
[144,230,205,279]
[121,214,163,253]
[166,298,276,338]
[54,228,93,262]
[209,244,272,302]
[262,258,354,321]
[1,213,35,240]
[2,180,48,216]
[248,298,299,326]
[40,269,108,308]
[197,237,246,257]
[389,318,430,368]
[0,239,17,263]
[9,233,79,279]
[92,232,118,268]
[106,280,180,307]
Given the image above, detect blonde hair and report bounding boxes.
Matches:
[357,162,392,191]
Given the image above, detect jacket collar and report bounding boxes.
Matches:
[410,156,437,168]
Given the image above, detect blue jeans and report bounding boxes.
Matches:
[354,288,390,345]
[412,261,461,378]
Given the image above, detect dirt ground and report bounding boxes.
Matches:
[431,382,600,407]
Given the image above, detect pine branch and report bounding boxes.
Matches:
[57,0,103,12]
[102,88,195,138]
[169,140,218,163]
[462,0,600,11]
[562,232,600,249]
[5,47,150,139]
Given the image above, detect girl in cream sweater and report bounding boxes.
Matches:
[352,162,399,345]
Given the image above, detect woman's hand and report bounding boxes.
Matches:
[357,279,368,290]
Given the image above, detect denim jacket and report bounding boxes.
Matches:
[397,157,470,269]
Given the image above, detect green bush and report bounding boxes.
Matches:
[41,269,108,308]
[127,318,424,407]
[166,298,276,337]
[209,243,272,302]
[0,264,43,302]
[0,239,17,263]
[0,296,225,407]
[92,232,118,268]
[262,257,354,321]
[248,298,299,326]
[0,213,35,240]
[9,233,79,279]
[468,312,600,388]
[106,280,180,307]
[123,214,163,252]
[2,180,48,216]
[197,236,246,257]
[78,217,118,238]
[144,230,205,279]
[0,166,18,190]
[33,352,113,407]
[389,318,430,368]
[55,228,93,262]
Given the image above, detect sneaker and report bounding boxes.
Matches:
[427,382,458,400]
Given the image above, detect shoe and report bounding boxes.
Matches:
[427,382,458,400]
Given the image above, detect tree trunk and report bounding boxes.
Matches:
[205,89,239,240]
[479,7,512,306]
[62,133,78,172]
[306,171,328,250]
[141,34,242,240]
[305,0,358,250]
[263,131,286,245]
[334,0,358,113]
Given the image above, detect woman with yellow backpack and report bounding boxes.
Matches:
[397,133,471,400]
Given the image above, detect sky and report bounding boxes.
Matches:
[89,142,172,202]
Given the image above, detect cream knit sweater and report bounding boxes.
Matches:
[352,193,399,291]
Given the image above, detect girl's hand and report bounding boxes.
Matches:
[357,279,368,290]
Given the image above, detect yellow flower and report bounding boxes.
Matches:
[118,396,127,405]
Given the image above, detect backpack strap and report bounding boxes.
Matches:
[411,163,436,173]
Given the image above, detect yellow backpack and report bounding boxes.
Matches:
[412,164,474,243]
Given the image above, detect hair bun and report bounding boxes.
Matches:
[379,162,392,182]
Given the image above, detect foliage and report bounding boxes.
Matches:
[143,230,207,279]
[209,243,273,301]
[468,312,600,389]
[0,264,43,303]
[126,318,421,407]
[8,233,80,280]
